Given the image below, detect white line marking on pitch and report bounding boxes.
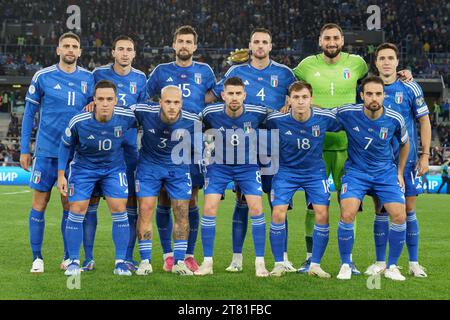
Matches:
[0,190,31,195]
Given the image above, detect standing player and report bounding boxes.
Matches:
[20,32,94,273]
[57,80,135,276]
[293,23,412,274]
[364,43,430,277]
[212,28,296,272]
[292,23,368,274]
[132,86,201,276]
[146,25,216,272]
[81,35,147,272]
[335,76,410,281]
[195,77,269,277]
[267,81,341,278]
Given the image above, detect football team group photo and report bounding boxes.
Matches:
[0,0,448,301]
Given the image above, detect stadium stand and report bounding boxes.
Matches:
[0,0,448,165]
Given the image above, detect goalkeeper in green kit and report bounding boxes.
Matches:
[293,23,412,274]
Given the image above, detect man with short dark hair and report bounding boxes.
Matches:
[195,77,270,277]
[57,80,136,276]
[211,28,297,273]
[364,42,431,278]
[266,81,341,277]
[146,25,216,272]
[334,76,410,281]
[82,35,148,272]
[20,32,94,273]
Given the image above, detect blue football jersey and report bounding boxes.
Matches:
[93,64,148,107]
[213,60,296,110]
[201,103,269,165]
[60,107,136,170]
[383,80,429,164]
[266,107,341,171]
[146,61,216,114]
[335,104,409,173]
[132,103,202,165]
[21,64,94,158]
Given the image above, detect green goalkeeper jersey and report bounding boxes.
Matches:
[293,52,368,151]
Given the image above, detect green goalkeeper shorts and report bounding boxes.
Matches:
[323,150,347,192]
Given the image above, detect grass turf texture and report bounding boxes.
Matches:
[0,185,449,300]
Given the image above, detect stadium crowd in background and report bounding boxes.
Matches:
[0,0,448,166]
[0,0,448,83]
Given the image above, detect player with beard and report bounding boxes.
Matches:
[334,76,410,281]
[211,28,296,274]
[146,26,216,272]
[293,24,413,275]
[20,32,94,273]
[293,24,367,275]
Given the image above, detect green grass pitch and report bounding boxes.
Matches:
[0,185,449,300]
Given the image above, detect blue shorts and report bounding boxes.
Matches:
[403,163,423,197]
[135,162,191,200]
[190,163,204,188]
[67,163,129,202]
[271,168,330,207]
[29,157,58,192]
[204,164,262,196]
[261,174,273,194]
[340,168,405,206]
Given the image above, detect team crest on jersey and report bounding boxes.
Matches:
[130,82,137,94]
[244,122,252,134]
[194,73,202,85]
[81,81,88,94]
[379,127,389,139]
[395,92,403,104]
[341,183,347,194]
[343,68,351,80]
[114,126,123,138]
[32,171,41,184]
[271,75,278,87]
[312,125,320,137]
[69,184,74,197]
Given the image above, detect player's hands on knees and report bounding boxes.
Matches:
[57,175,68,197]
[398,69,414,82]
[83,101,95,113]
[20,153,31,172]
[416,154,430,176]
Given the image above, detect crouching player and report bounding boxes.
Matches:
[57,80,136,276]
[267,81,340,277]
[132,86,201,276]
[335,76,410,281]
